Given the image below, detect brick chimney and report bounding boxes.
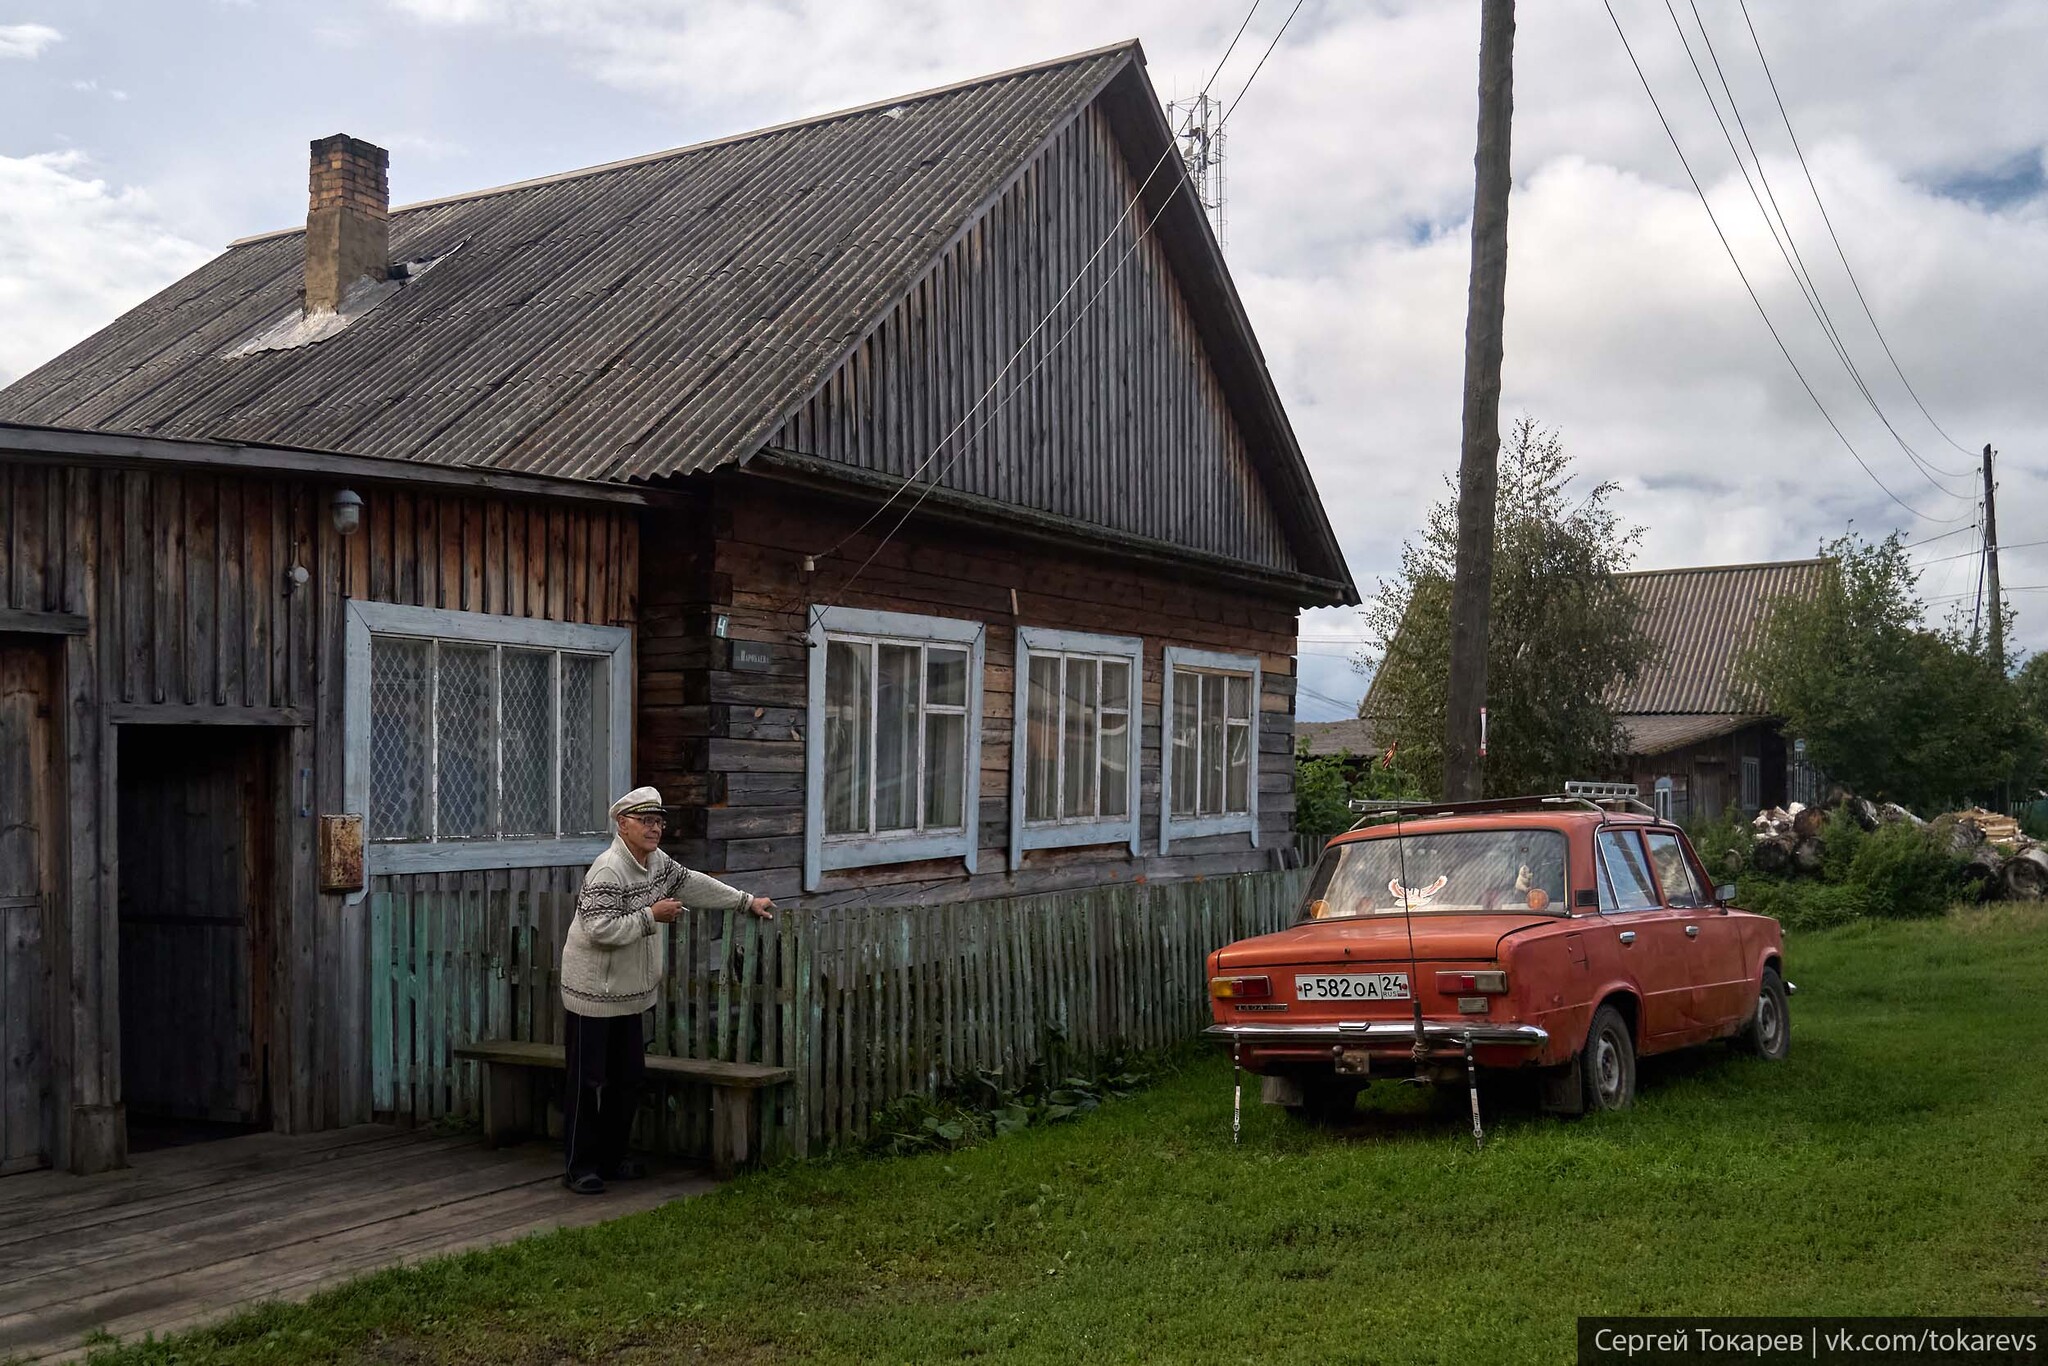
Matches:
[304,134,390,313]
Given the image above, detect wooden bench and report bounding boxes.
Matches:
[452,1040,792,1178]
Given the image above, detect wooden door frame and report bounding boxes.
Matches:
[0,635,64,1174]
[107,720,296,1133]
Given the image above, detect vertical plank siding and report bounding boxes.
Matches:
[0,459,638,1156]
[770,105,1298,576]
[368,867,1310,1160]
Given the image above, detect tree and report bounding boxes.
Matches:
[1737,531,2042,811]
[1360,418,1653,799]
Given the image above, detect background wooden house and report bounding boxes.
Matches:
[0,41,1353,1173]
[1612,558,1831,819]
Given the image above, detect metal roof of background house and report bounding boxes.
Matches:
[1614,557,1833,714]
[0,42,1352,594]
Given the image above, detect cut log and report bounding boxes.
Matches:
[1999,846,2048,902]
[1931,814,1985,858]
[1753,806,1793,837]
[1751,834,1795,876]
[1792,805,1829,841]
[1877,802,1919,827]
[1962,844,2007,900]
[1846,796,1880,831]
[1791,836,1825,876]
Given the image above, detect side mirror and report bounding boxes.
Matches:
[1714,882,1737,906]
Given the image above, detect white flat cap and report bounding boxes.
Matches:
[608,786,664,821]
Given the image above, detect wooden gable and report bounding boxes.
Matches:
[767,100,1300,578]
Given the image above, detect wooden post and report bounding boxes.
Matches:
[1442,0,1516,802]
[1983,444,2002,673]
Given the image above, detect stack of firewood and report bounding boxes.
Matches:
[1745,797,2045,901]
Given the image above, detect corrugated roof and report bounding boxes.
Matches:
[0,46,1130,488]
[1619,712,1768,757]
[1297,718,1379,758]
[1615,558,1833,713]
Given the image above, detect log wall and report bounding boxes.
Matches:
[640,474,1301,907]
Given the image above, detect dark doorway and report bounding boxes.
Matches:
[0,640,61,1174]
[117,727,280,1141]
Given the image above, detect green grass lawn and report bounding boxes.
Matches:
[91,905,2048,1365]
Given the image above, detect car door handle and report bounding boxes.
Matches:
[1619,931,1636,945]
[1685,924,1699,938]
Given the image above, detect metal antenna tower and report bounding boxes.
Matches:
[1165,91,1227,244]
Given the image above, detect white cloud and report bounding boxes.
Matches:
[0,21,60,58]
[0,152,211,386]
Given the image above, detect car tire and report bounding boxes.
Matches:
[1295,1077,1362,1123]
[1735,966,1791,1061]
[1579,1005,1636,1112]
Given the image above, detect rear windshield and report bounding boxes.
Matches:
[1301,828,1569,920]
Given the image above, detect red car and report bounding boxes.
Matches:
[1206,790,1791,1119]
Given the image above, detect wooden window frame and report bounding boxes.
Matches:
[804,605,985,892]
[1159,646,1260,853]
[1009,627,1143,870]
[343,601,631,885]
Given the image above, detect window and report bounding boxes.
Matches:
[1596,830,1660,913]
[345,602,631,878]
[1644,830,1709,908]
[805,606,984,890]
[1159,647,1260,851]
[1653,777,1674,822]
[1009,629,1142,868]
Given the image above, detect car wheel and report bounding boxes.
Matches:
[1736,966,1791,1061]
[1579,1005,1636,1112]
[1295,1077,1362,1123]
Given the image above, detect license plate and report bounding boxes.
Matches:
[1295,972,1410,1002]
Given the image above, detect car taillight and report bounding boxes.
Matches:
[1436,970,1509,994]
[1209,974,1272,1000]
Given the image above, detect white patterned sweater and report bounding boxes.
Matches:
[561,836,752,1018]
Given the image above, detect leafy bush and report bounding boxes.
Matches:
[867,1050,1178,1158]
[1735,876,1873,932]
[1683,807,1755,882]
[1818,807,1867,884]
[1293,751,1425,841]
[1845,821,1959,920]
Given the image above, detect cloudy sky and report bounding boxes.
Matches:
[3,1,2044,720]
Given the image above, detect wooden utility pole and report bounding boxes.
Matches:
[1442,0,1516,801]
[1984,443,2003,673]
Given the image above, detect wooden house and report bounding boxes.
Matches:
[0,41,1354,1174]
[1612,559,1831,819]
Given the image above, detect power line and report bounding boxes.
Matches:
[815,0,1308,606]
[1914,533,2048,569]
[1601,0,1971,528]
[1667,0,1974,504]
[1906,520,1985,549]
[1738,0,1982,463]
[1928,585,2048,604]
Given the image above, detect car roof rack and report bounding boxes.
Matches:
[1345,782,1655,829]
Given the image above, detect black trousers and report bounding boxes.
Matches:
[563,1010,645,1179]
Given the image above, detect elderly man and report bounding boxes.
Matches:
[560,785,774,1193]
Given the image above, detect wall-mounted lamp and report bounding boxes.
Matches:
[331,488,364,537]
[284,562,310,597]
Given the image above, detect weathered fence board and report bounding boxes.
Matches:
[367,869,1309,1161]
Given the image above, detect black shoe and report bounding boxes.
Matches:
[563,1171,606,1195]
[603,1158,648,1181]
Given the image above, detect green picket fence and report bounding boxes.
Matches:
[369,868,1311,1161]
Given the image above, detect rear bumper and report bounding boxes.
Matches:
[1204,1021,1549,1048]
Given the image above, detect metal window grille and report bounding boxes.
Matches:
[366,633,609,845]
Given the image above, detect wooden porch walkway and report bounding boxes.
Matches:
[0,1125,715,1364]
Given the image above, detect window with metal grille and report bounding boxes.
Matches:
[367,637,610,844]
[346,602,630,878]
[1009,628,1142,868]
[1160,646,1261,852]
[804,606,984,891]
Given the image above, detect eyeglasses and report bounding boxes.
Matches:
[624,812,668,829]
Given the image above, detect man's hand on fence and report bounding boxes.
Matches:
[649,898,682,924]
[748,895,776,920]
